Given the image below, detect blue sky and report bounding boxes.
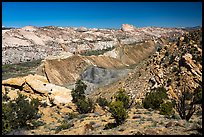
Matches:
[2,2,202,28]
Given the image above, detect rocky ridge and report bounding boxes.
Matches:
[2,24,185,64]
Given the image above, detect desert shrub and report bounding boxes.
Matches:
[192,54,202,63]
[76,98,95,114]
[14,94,39,127]
[183,35,189,43]
[143,86,168,109]
[2,103,12,135]
[176,80,202,121]
[165,51,169,57]
[71,80,95,114]
[64,113,78,120]
[104,122,117,130]
[2,93,10,102]
[55,121,74,133]
[96,97,109,109]
[172,66,179,73]
[114,88,130,109]
[71,80,86,103]
[169,55,175,65]
[109,101,128,125]
[107,88,132,127]
[2,93,40,135]
[81,47,115,56]
[171,113,181,120]
[160,101,173,116]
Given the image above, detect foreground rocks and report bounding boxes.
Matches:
[2,74,72,105]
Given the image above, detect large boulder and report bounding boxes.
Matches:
[2,77,25,87]
[46,84,72,105]
[25,75,51,95]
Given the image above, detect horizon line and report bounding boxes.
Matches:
[2,24,202,29]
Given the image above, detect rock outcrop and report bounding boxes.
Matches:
[146,28,202,100]
[2,74,72,105]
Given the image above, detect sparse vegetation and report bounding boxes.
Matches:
[80,46,115,56]
[96,97,109,109]
[109,101,128,125]
[2,93,40,135]
[71,80,95,114]
[169,55,176,65]
[76,98,95,114]
[114,88,130,109]
[55,121,74,133]
[107,88,130,126]
[63,113,78,120]
[2,59,42,80]
[160,101,173,116]
[71,80,86,103]
[176,83,202,121]
[104,123,117,130]
[143,86,168,109]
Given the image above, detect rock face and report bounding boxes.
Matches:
[2,24,185,65]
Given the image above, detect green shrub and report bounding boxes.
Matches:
[160,101,173,116]
[81,47,115,56]
[114,88,130,109]
[176,83,202,121]
[171,114,181,120]
[109,101,128,125]
[2,103,12,135]
[96,97,109,109]
[55,121,74,133]
[172,66,179,73]
[169,55,175,65]
[143,86,168,109]
[106,88,130,125]
[104,122,117,130]
[76,98,95,114]
[2,93,40,135]
[71,80,86,103]
[29,120,45,129]
[64,113,78,120]
[71,80,95,114]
